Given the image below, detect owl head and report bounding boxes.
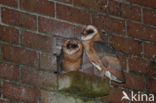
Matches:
[63,40,82,55]
[81,25,100,41]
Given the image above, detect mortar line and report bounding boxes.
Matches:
[141,42,145,58]
[54,1,57,19]
[17,0,20,9]
[36,16,39,33]
[0,5,2,23]
[141,7,144,23]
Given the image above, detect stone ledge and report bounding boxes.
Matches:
[41,90,109,103]
[58,71,110,98]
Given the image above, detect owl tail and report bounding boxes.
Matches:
[105,71,124,83]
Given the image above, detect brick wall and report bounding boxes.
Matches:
[0,0,156,103]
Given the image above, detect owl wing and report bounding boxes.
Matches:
[93,41,125,83]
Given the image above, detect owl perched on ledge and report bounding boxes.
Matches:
[62,40,83,73]
[81,25,125,83]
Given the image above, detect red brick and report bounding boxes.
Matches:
[22,31,53,51]
[74,0,107,13]
[117,53,127,70]
[0,25,19,44]
[40,53,57,71]
[110,36,142,55]
[101,31,109,42]
[128,22,156,42]
[108,0,141,21]
[0,62,19,80]
[20,0,54,17]
[128,57,150,74]
[56,4,90,24]
[38,17,75,37]
[57,0,72,4]
[125,73,145,90]
[2,45,38,67]
[0,81,2,97]
[147,79,156,94]
[144,43,156,60]
[2,8,37,30]
[74,25,84,38]
[21,68,57,89]
[0,100,10,103]
[127,0,156,9]
[113,73,145,90]
[144,9,156,26]
[92,14,125,34]
[0,0,17,7]
[3,82,40,103]
[102,87,129,103]
[147,62,156,77]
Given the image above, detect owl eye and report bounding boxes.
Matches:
[66,43,71,49]
[87,29,94,34]
[66,43,78,49]
[72,44,78,48]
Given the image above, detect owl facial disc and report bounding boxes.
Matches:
[64,40,80,55]
[81,25,97,40]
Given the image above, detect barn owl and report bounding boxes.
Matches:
[62,39,83,73]
[81,25,125,83]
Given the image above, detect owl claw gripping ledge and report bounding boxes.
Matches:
[81,25,125,83]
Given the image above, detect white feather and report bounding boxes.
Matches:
[81,34,96,40]
[91,62,102,71]
[105,71,122,83]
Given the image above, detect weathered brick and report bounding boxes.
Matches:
[2,45,38,67]
[0,25,19,44]
[57,0,72,4]
[22,31,53,51]
[20,0,54,17]
[2,8,37,30]
[21,67,57,89]
[38,17,75,37]
[110,36,142,55]
[56,4,90,24]
[0,80,2,97]
[108,0,141,21]
[3,82,40,103]
[100,31,109,42]
[74,0,107,13]
[92,14,125,34]
[0,0,17,7]
[143,9,156,26]
[74,25,84,37]
[113,73,145,90]
[40,53,57,71]
[0,100,10,103]
[128,22,156,42]
[0,62,19,80]
[144,43,156,60]
[102,87,129,103]
[147,62,156,77]
[127,0,156,9]
[117,53,127,70]
[128,57,150,74]
[147,78,156,94]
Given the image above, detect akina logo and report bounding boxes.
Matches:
[121,91,155,102]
